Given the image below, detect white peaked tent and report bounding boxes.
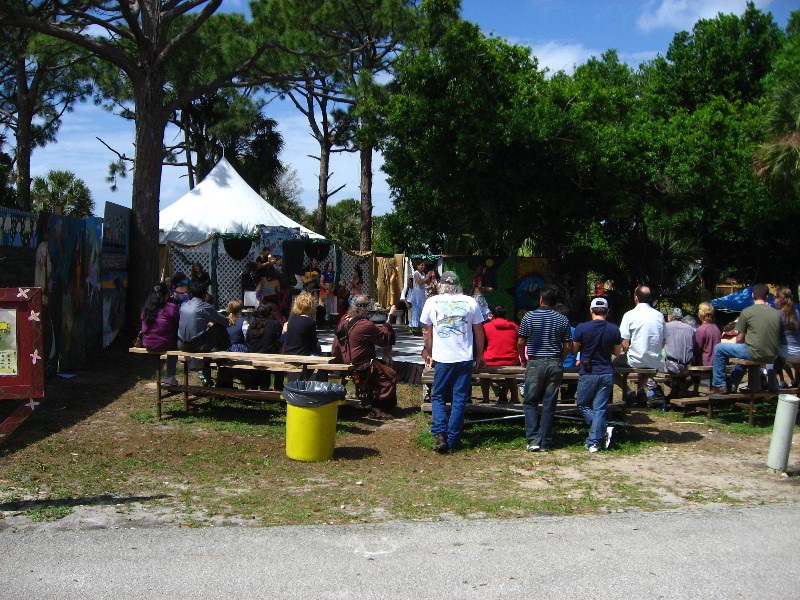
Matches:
[159,157,322,244]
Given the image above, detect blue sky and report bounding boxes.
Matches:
[27,0,796,218]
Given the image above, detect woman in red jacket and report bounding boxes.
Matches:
[482,305,520,403]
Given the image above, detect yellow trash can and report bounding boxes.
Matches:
[284,381,346,462]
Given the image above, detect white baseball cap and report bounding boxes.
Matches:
[590,297,609,309]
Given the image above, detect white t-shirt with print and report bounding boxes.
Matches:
[420,293,484,363]
[619,302,665,369]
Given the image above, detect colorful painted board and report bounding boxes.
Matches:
[0,287,45,443]
[515,257,548,321]
[0,207,37,249]
[102,202,131,348]
[441,256,516,321]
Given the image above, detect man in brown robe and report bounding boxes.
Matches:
[332,296,397,415]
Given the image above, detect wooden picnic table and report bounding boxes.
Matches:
[129,348,358,420]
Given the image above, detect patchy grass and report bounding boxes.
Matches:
[654,397,800,436]
[1,349,799,528]
[27,505,73,522]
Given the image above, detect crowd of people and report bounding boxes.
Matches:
[138,257,400,416]
[422,277,800,455]
[138,256,800,454]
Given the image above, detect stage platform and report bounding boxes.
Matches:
[318,327,426,384]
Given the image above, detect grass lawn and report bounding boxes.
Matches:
[1,348,800,527]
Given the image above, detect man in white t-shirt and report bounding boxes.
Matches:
[421,271,485,453]
[613,285,665,403]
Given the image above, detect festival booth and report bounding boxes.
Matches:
[711,286,776,313]
[158,158,331,309]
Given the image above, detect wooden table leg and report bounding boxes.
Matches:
[510,378,519,403]
[156,356,163,421]
[183,357,189,412]
[749,393,755,426]
[480,380,491,403]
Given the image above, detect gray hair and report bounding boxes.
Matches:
[347,295,371,318]
[438,282,463,295]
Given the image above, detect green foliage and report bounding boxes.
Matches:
[382,5,800,295]
[641,1,783,114]
[262,166,311,226]
[756,11,800,200]
[93,13,284,193]
[315,198,361,251]
[31,170,94,217]
[383,20,549,254]
[0,136,16,208]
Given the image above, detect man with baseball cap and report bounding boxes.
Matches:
[573,297,623,452]
[421,271,485,453]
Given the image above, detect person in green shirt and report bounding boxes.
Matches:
[710,284,782,393]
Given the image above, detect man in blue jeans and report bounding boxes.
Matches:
[518,284,572,451]
[421,271,485,453]
[573,297,623,452]
[710,284,782,393]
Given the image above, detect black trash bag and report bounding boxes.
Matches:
[284,381,346,407]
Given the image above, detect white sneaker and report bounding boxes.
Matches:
[588,445,600,453]
[526,444,540,452]
[161,376,178,386]
[605,426,614,450]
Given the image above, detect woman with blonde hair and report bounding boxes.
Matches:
[225,299,249,352]
[216,298,250,388]
[774,287,800,387]
[692,302,721,366]
[283,291,322,356]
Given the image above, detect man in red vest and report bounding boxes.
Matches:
[482,305,520,402]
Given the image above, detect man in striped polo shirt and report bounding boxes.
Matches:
[517,284,572,451]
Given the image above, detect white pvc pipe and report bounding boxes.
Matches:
[767,394,799,472]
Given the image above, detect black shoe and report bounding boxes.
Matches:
[433,434,449,454]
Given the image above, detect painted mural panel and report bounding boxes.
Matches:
[515,257,548,321]
[440,256,516,321]
[0,207,37,249]
[59,216,88,371]
[102,203,131,348]
[85,217,103,358]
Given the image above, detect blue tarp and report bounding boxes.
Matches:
[711,286,775,312]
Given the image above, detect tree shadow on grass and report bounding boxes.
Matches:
[448,410,704,451]
[334,446,380,460]
[0,343,159,458]
[0,494,168,512]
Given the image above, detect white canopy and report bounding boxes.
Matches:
[159,157,322,244]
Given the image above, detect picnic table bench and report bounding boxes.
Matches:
[667,360,798,425]
[420,366,627,421]
[129,348,360,420]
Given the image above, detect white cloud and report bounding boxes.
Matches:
[506,37,603,75]
[528,41,598,74]
[637,0,773,32]
[618,49,660,66]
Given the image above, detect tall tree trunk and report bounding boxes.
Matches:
[127,74,166,328]
[359,144,372,251]
[14,55,32,211]
[182,109,194,189]
[316,141,331,236]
